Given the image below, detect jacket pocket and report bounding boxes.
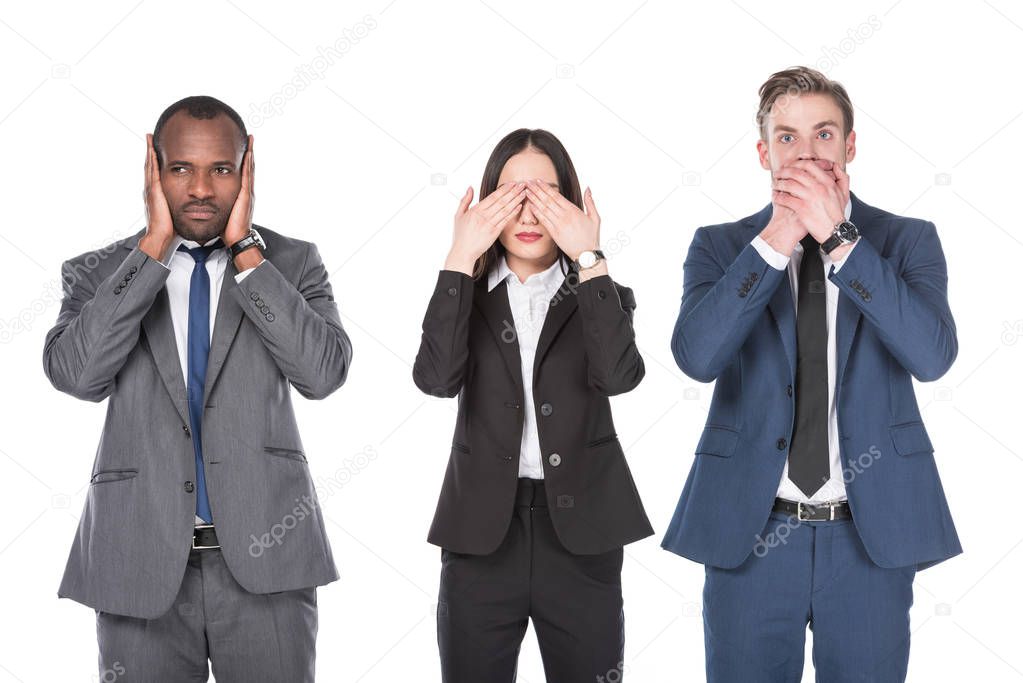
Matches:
[889,422,933,456]
[90,468,139,485]
[695,425,740,458]
[586,433,619,448]
[263,446,308,462]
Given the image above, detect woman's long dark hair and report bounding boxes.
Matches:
[472,128,583,280]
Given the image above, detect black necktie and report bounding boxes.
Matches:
[788,234,830,497]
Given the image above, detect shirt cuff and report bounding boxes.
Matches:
[751,235,790,270]
[234,260,263,282]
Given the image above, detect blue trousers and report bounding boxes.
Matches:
[703,510,916,682]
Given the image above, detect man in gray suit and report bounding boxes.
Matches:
[42,95,352,681]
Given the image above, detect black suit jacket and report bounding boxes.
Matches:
[414,267,653,555]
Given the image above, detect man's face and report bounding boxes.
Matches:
[757,92,856,192]
[157,112,245,243]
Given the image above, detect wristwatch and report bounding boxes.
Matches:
[571,249,605,272]
[228,227,266,260]
[820,220,859,255]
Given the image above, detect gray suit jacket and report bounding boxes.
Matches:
[43,225,352,618]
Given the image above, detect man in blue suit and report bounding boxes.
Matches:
[662,66,961,681]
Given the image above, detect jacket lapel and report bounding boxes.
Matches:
[834,193,875,388]
[750,192,875,387]
[127,230,246,416]
[475,277,525,402]
[202,255,244,400]
[475,266,579,399]
[141,289,190,426]
[746,203,798,381]
[533,272,578,384]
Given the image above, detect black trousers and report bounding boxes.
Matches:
[437,478,626,682]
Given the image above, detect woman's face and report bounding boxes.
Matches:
[495,149,560,264]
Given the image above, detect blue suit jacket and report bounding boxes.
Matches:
[661,193,961,570]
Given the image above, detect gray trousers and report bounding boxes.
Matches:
[96,548,317,682]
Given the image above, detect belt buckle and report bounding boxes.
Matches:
[192,523,219,550]
[796,502,814,521]
[797,501,837,521]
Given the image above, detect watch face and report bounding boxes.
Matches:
[578,251,597,268]
[837,221,858,241]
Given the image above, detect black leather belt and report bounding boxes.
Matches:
[192,524,220,550]
[773,498,851,521]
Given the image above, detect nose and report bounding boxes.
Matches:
[188,173,214,200]
[520,198,538,225]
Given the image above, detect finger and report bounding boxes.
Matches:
[477,181,518,212]
[583,187,599,221]
[772,189,800,212]
[527,179,566,215]
[144,134,152,190]
[772,178,811,200]
[483,186,526,220]
[527,190,560,228]
[456,186,474,215]
[529,198,557,233]
[833,162,850,197]
[531,178,574,213]
[490,196,524,227]
[789,160,836,190]
[247,135,255,195]
[773,165,815,186]
[524,186,563,222]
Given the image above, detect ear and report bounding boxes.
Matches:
[756,137,771,171]
[845,129,856,164]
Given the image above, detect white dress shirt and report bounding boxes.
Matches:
[487,254,567,480]
[152,234,261,524]
[750,200,857,504]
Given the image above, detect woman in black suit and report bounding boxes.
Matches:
[413,128,652,682]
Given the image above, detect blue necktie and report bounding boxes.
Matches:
[178,241,221,523]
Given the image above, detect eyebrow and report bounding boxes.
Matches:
[166,160,237,167]
[774,120,839,134]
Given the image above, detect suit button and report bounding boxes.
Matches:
[182,424,190,437]
[129,266,137,274]
[250,292,260,301]
[548,453,561,467]
[597,289,607,299]
[750,272,758,281]
[447,287,457,296]
[863,293,871,302]
[540,402,553,417]
[113,286,121,294]
[738,290,747,298]
[255,299,265,307]
[260,306,270,314]
[786,385,793,397]
[777,438,787,450]
[266,313,275,322]
[184,481,194,493]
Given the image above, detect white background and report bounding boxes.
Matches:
[1,1,1021,681]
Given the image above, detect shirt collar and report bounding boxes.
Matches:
[487,253,564,293]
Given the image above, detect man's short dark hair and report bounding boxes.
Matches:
[152,95,248,161]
